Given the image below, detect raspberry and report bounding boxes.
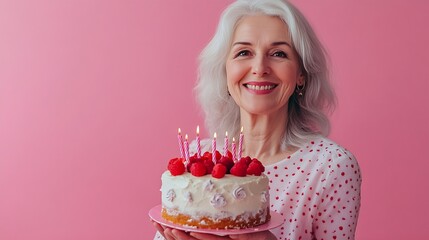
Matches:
[214,151,222,161]
[226,150,233,159]
[167,158,185,176]
[212,163,227,178]
[202,151,211,159]
[247,159,265,176]
[168,157,181,169]
[238,156,252,166]
[187,157,203,172]
[205,150,222,162]
[203,158,215,174]
[217,156,234,173]
[230,162,247,177]
[190,162,207,176]
[251,159,265,172]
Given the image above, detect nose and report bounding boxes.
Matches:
[252,55,270,76]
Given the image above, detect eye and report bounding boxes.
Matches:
[272,51,288,58]
[235,50,251,58]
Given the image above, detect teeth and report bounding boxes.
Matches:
[245,84,276,90]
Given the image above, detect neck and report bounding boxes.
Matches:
[240,109,288,164]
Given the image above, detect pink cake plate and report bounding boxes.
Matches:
[149,204,284,236]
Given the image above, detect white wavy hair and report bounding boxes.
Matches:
[195,0,336,148]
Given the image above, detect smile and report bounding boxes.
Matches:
[244,83,278,91]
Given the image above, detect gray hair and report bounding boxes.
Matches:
[195,0,336,148]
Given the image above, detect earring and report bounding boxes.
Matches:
[296,81,305,96]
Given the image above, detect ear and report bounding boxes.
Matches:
[297,73,305,86]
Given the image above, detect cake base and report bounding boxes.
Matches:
[161,207,271,229]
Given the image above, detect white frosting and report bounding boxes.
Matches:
[210,193,227,208]
[161,171,270,221]
[166,189,175,202]
[232,187,247,200]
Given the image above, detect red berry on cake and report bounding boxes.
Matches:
[251,158,265,172]
[212,163,227,178]
[238,156,252,166]
[217,156,234,172]
[203,151,212,159]
[186,156,202,172]
[190,162,207,176]
[214,150,222,161]
[247,159,265,176]
[167,158,186,176]
[230,162,247,177]
[203,158,215,174]
[226,150,233,159]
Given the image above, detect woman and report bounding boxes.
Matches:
[153,0,361,239]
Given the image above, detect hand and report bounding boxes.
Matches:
[190,230,276,240]
[152,220,230,240]
[152,220,276,240]
[152,220,183,240]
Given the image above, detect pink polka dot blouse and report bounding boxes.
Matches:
[154,137,361,240]
[267,137,361,240]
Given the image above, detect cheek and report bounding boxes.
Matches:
[226,62,247,85]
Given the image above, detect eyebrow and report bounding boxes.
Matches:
[232,41,292,48]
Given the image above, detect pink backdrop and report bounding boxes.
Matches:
[1,0,428,239]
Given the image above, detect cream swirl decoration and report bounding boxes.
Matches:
[210,193,227,208]
[232,187,247,200]
[260,191,269,203]
[166,189,176,202]
[204,179,214,192]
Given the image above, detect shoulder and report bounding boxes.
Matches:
[311,137,358,163]
[314,137,361,181]
[303,137,360,176]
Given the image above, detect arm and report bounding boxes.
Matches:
[313,149,362,239]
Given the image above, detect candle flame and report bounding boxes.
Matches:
[185,134,188,140]
[225,131,228,137]
[197,125,200,135]
[233,137,235,142]
[241,126,243,133]
[214,132,217,138]
[178,128,181,135]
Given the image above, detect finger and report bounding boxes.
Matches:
[151,221,166,238]
[190,232,231,240]
[171,229,194,240]
[164,228,176,240]
[229,231,276,240]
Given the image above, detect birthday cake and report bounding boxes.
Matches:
[161,150,271,229]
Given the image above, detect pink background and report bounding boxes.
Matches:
[1,0,428,239]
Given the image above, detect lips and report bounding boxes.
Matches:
[243,82,278,92]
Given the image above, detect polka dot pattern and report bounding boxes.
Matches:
[154,137,361,239]
[268,137,361,240]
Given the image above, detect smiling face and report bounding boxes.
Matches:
[226,15,304,116]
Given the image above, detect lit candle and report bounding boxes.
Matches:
[177,128,185,159]
[212,132,217,164]
[184,134,190,164]
[238,126,244,160]
[196,125,201,158]
[224,131,229,157]
[232,137,236,162]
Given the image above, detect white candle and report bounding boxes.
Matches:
[184,134,190,164]
[212,132,217,164]
[196,125,201,158]
[177,128,185,159]
[223,131,229,156]
[238,126,244,160]
[232,137,236,162]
